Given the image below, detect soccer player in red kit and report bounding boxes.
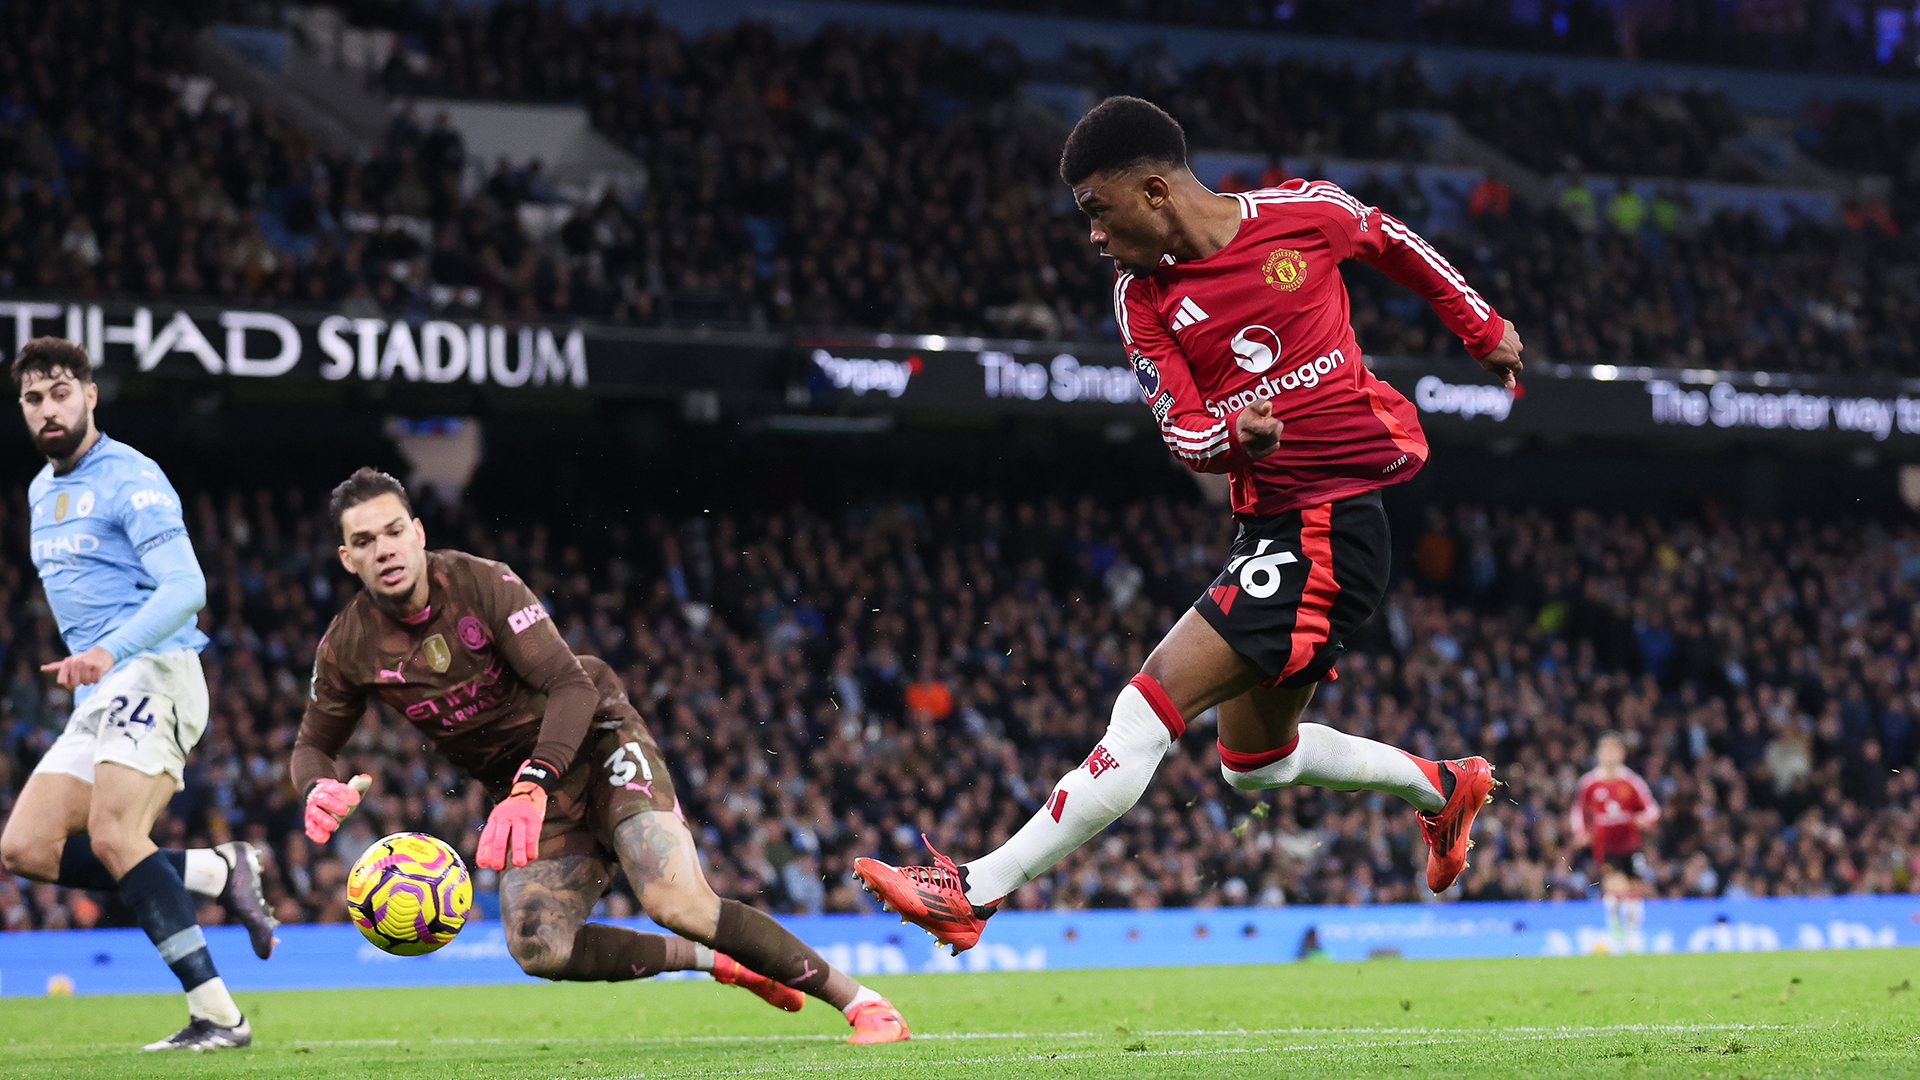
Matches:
[856,96,1525,952]
[1571,732,1661,950]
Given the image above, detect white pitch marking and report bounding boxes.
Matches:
[0,1021,1787,1054]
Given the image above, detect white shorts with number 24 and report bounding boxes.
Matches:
[34,649,209,792]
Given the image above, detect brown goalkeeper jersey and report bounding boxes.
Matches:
[292,549,599,792]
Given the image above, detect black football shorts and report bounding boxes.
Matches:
[1193,489,1391,690]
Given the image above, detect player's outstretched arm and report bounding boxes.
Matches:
[1313,185,1519,384]
[474,561,600,869]
[293,630,374,842]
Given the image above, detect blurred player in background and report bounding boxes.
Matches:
[857,97,1524,953]
[296,469,908,1043]
[1571,731,1661,951]
[0,338,275,1051]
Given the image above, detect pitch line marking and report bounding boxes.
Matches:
[0,1021,1789,1053]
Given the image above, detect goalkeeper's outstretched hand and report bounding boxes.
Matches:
[477,759,556,870]
[304,774,372,843]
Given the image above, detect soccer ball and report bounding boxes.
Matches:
[346,832,473,956]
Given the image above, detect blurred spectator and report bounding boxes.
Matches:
[5,483,1920,926]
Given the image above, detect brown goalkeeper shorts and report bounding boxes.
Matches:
[535,658,679,862]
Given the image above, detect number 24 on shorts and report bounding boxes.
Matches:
[1228,540,1298,599]
[106,695,157,732]
[603,741,653,787]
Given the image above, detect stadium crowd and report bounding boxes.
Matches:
[4,2,1920,373]
[1,482,1917,932]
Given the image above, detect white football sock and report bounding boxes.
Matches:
[842,985,883,1017]
[962,675,1183,905]
[1622,897,1644,943]
[691,943,714,972]
[186,976,243,1027]
[182,850,227,898]
[1217,723,1445,812]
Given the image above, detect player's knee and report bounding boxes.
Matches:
[87,829,136,873]
[642,884,719,940]
[505,926,569,980]
[0,829,53,880]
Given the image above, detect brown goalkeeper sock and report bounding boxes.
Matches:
[555,924,699,982]
[712,898,854,1008]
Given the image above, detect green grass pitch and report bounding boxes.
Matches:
[3,950,1918,1078]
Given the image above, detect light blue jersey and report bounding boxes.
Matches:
[27,433,209,669]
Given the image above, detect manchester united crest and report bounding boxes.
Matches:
[1262,247,1307,291]
[422,633,452,673]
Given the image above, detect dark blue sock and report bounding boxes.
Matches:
[117,850,219,992]
[57,836,187,891]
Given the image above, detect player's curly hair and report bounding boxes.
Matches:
[1059,96,1188,186]
[329,466,412,538]
[10,336,92,386]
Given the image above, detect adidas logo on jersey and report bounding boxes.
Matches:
[1170,296,1210,331]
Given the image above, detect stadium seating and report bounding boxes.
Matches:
[2,486,1915,930]
[5,1,1920,373]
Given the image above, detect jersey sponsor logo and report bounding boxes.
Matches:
[1151,393,1174,424]
[457,615,489,650]
[404,655,509,728]
[507,602,550,634]
[422,633,452,673]
[1204,348,1349,418]
[74,490,94,517]
[1169,296,1210,331]
[32,533,100,562]
[1262,247,1307,291]
[1129,350,1161,399]
[130,489,177,511]
[1230,325,1283,373]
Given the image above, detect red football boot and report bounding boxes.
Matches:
[846,997,910,1044]
[1418,757,1496,892]
[852,834,997,954]
[712,952,805,1012]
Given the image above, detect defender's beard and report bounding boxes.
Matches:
[32,412,90,461]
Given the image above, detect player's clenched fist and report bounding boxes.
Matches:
[477,759,557,870]
[1235,400,1284,460]
[304,774,372,843]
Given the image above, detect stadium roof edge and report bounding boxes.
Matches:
[446,0,1920,114]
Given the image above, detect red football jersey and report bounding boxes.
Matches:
[1117,181,1506,515]
[1571,766,1660,858]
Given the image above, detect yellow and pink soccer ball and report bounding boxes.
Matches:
[346,832,473,956]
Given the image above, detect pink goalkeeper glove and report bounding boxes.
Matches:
[477,759,556,871]
[304,774,372,843]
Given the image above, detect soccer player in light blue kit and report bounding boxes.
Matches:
[0,338,275,1051]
